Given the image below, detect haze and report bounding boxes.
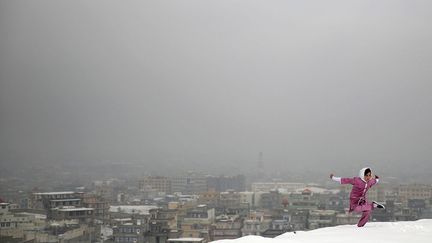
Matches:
[1,1,431,180]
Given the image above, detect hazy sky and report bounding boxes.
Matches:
[1,1,431,175]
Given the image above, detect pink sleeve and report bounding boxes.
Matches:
[341,177,355,185]
[370,178,378,186]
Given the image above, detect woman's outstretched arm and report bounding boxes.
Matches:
[330,173,342,183]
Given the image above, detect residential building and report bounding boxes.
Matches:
[30,191,96,225]
[82,193,110,223]
[241,211,271,236]
[211,215,243,241]
[140,176,172,194]
[308,210,337,229]
[49,207,94,223]
[30,192,84,210]
[171,172,207,194]
[167,238,206,243]
[251,182,306,193]
[287,189,318,211]
[180,205,215,241]
[93,180,117,202]
[198,191,220,208]
[206,175,246,192]
[260,190,282,209]
[0,203,45,241]
[219,191,242,209]
[367,184,386,203]
[397,184,432,205]
[287,209,308,231]
[112,221,147,243]
[261,219,290,238]
[238,192,254,208]
[336,213,361,225]
[147,208,181,243]
[33,223,96,243]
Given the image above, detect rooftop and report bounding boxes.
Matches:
[50,199,81,202]
[34,191,78,195]
[55,207,94,212]
[168,238,204,242]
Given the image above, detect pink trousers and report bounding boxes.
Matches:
[353,202,373,227]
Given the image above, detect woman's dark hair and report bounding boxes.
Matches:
[364,168,371,176]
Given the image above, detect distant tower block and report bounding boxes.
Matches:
[258,152,263,170]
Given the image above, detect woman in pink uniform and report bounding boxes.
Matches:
[330,167,385,227]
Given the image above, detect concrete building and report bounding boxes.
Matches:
[0,202,18,213]
[241,218,270,236]
[287,209,308,231]
[335,212,361,225]
[251,182,306,193]
[287,189,318,211]
[2,200,96,242]
[30,191,96,225]
[167,238,206,243]
[241,211,271,236]
[49,207,94,223]
[308,210,337,230]
[48,198,81,208]
[198,191,220,208]
[260,190,282,209]
[206,175,246,192]
[93,180,118,202]
[219,191,242,209]
[109,205,158,217]
[147,208,181,243]
[30,192,84,210]
[397,184,432,205]
[171,172,207,194]
[321,194,344,212]
[112,222,147,243]
[32,223,96,243]
[367,184,386,203]
[180,205,215,241]
[261,219,290,238]
[238,192,255,208]
[140,176,172,194]
[0,203,45,241]
[82,193,110,223]
[211,215,243,241]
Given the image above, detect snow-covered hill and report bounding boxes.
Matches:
[212,219,432,243]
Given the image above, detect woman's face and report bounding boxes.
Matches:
[364,172,372,181]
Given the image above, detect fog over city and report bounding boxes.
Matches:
[1,0,432,182]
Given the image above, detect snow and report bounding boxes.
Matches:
[211,219,432,243]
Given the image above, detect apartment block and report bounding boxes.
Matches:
[139,176,172,194]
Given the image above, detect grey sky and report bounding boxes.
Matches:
[1,1,432,176]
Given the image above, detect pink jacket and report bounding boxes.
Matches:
[339,167,378,212]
